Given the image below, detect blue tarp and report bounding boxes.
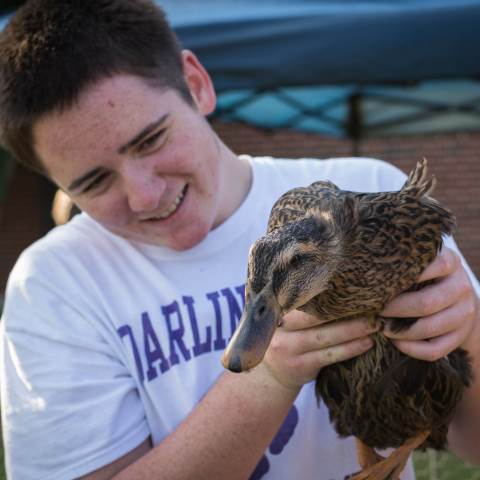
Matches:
[158,0,480,91]
[3,1,479,90]
[2,1,480,137]
[158,1,480,137]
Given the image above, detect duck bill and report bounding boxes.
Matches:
[222,289,282,373]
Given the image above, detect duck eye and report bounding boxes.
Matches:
[290,255,302,267]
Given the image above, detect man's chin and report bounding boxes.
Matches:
[167,227,211,251]
[138,228,211,251]
[103,218,213,250]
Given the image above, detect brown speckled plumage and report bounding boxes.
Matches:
[222,159,472,479]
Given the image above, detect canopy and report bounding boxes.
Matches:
[160,0,480,91]
[160,0,480,138]
[3,1,480,90]
[1,1,480,137]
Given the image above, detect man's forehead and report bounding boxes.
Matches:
[33,75,171,151]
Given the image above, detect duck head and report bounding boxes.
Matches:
[222,214,344,372]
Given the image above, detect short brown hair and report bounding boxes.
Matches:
[0,0,192,175]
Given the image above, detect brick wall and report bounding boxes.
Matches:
[0,126,479,296]
[361,133,479,279]
[0,166,55,297]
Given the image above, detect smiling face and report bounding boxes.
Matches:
[32,52,250,250]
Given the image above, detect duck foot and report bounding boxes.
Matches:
[348,431,429,480]
[356,438,385,468]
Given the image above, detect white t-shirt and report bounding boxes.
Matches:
[2,157,478,480]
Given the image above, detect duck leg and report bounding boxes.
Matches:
[349,431,429,480]
[356,438,384,469]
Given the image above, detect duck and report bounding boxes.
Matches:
[222,158,472,480]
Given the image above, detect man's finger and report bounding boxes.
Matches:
[296,317,378,352]
[381,273,463,318]
[281,310,328,330]
[384,301,464,340]
[417,247,460,283]
[299,337,374,370]
[390,329,464,362]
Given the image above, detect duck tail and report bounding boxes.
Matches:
[402,158,456,238]
[402,157,436,197]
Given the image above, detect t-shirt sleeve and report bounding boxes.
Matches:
[0,249,150,479]
[443,235,480,296]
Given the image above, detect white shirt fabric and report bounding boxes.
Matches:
[1,156,478,480]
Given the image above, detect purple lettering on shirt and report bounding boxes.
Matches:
[162,301,192,365]
[118,285,246,381]
[183,295,212,356]
[250,405,300,479]
[142,311,170,380]
[249,455,269,480]
[269,405,299,455]
[117,324,144,382]
[207,291,226,350]
[220,287,244,340]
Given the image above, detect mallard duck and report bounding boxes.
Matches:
[222,159,472,480]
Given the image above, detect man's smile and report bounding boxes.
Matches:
[141,184,188,222]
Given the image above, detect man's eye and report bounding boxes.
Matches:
[83,172,108,193]
[137,131,163,152]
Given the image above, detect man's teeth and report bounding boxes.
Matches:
[151,190,185,220]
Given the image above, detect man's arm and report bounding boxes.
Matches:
[78,363,298,480]
[80,315,376,479]
[446,306,480,465]
[112,364,299,480]
[78,441,152,480]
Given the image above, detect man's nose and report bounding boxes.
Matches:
[124,168,166,213]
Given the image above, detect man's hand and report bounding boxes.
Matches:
[261,312,377,390]
[260,247,480,390]
[382,247,479,360]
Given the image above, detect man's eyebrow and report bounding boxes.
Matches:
[117,113,169,155]
[67,167,104,192]
[66,114,170,193]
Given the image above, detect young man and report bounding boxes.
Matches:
[0,1,479,479]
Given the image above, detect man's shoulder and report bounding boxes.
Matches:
[7,213,114,287]
[250,155,406,192]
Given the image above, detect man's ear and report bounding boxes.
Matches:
[181,50,217,115]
